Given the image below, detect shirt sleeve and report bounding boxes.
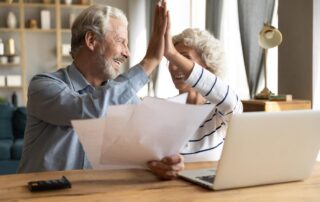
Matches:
[185,63,243,121]
[27,64,149,126]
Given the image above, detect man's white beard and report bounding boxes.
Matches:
[102,58,118,79]
[97,49,119,80]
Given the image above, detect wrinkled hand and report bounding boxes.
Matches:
[164,9,194,77]
[147,154,184,180]
[141,0,168,74]
[164,9,178,61]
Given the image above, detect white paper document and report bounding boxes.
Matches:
[167,92,188,104]
[72,96,214,169]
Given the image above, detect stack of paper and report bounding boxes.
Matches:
[72,96,213,169]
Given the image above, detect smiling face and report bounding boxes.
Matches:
[96,17,130,79]
[169,42,206,92]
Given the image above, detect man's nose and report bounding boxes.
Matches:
[122,47,130,59]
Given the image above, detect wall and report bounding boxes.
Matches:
[278,0,313,100]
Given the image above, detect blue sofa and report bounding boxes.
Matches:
[0,104,26,175]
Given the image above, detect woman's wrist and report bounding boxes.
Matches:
[165,48,179,62]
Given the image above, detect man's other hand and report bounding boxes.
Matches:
[147,154,184,180]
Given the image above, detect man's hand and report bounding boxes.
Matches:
[140,0,168,75]
[147,154,184,180]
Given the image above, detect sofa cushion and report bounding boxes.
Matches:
[11,138,24,160]
[12,107,27,139]
[0,104,14,140]
[0,160,20,175]
[0,139,13,160]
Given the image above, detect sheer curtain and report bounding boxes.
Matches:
[212,0,250,99]
[128,0,157,97]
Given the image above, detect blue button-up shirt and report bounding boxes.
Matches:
[18,63,148,173]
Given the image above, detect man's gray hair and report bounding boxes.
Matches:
[172,28,225,76]
[70,4,128,58]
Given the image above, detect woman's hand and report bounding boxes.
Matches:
[164,10,178,61]
[163,10,194,78]
[147,154,184,180]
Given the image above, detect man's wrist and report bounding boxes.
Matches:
[139,58,159,75]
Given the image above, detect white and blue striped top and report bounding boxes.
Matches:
[180,63,243,162]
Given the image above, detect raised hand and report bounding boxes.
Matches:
[163,9,194,78]
[164,10,178,61]
[140,0,168,75]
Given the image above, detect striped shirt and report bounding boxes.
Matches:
[180,63,243,162]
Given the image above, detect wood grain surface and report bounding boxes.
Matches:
[0,162,319,202]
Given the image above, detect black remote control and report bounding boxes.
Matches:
[28,176,72,192]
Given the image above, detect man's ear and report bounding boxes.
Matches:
[84,31,97,51]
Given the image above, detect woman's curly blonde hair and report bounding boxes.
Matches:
[172,28,225,76]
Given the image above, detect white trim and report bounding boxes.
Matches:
[313,0,320,110]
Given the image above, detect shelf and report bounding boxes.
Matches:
[0,86,22,89]
[60,4,90,9]
[0,2,20,7]
[0,0,93,105]
[23,3,55,8]
[0,63,20,67]
[24,28,56,32]
[61,29,71,33]
[0,28,21,32]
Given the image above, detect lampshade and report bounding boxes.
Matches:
[258,24,283,49]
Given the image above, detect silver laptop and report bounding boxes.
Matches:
[178,110,320,190]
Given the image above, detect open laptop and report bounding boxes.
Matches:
[178,110,320,190]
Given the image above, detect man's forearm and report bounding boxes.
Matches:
[139,58,159,76]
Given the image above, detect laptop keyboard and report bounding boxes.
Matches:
[196,175,215,183]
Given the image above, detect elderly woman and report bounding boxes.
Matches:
[165,25,243,163]
[148,26,243,178]
[147,11,243,179]
[165,27,243,162]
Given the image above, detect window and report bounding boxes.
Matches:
[154,0,206,98]
[133,0,279,100]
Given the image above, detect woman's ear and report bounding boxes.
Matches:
[84,31,97,51]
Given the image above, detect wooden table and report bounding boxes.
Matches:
[1,162,320,202]
[242,99,311,112]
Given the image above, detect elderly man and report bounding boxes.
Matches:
[18,2,183,179]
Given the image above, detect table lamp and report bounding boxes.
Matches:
[255,23,283,99]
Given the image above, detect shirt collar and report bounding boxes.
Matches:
[68,63,92,92]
